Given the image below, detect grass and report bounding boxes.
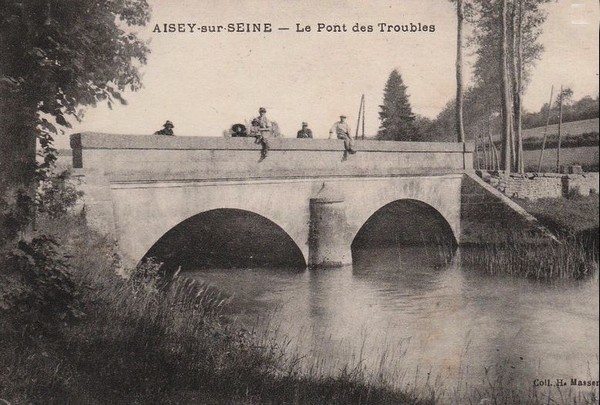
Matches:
[0,214,432,405]
[521,118,599,139]
[516,193,599,252]
[522,146,599,173]
[461,236,598,280]
[461,194,599,280]
[514,194,599,236]
[1,213,598,404]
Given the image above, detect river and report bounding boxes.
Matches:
[187,246,599,398]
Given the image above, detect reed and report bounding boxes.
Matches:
[461,234,598,280]
[1,214,597,404]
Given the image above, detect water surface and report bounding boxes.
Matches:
[187,246,599,393]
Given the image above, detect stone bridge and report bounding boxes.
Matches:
[70,133,540,269]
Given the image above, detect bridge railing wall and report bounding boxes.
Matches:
[70,133,474,182]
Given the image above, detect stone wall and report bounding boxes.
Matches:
[70,133,473,182]
[568,173,599,196]
[460,173,546,244]
[479,171,599,200]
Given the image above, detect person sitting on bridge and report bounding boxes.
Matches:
[231,123,248,137]
[297,122,313,139]
[154,120,175,136]
[329,115,356,155]
[250,107,271,159]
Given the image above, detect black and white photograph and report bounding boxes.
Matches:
[1,0,598,403]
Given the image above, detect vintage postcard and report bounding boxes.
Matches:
[1,0,598,404]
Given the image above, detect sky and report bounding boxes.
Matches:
[61,0,599,147]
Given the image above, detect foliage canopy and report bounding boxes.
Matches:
[0,0,151,190]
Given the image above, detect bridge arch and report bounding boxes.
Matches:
[141,208,307,271]
[351,198,458,253]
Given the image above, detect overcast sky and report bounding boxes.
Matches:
[62,0,599,146]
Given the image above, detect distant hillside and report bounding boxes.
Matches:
[522,118,598,139]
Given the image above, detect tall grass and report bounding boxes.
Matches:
[461,236,598,280]
[0,214,432,404]
[1,214,598,404]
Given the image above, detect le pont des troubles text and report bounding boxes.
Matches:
[152,22,436,34]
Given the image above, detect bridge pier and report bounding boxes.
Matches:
[308,187,352,268]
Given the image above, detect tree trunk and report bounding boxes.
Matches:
[0,97,37,194]
[455,0,465,143]
[513,0,524,173]
[500,0,512,172]
[0,96,38,243]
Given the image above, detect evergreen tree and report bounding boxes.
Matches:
[377,70,417,141]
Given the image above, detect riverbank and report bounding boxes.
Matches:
[1,214,598,404]
[515,193,599,240]
[460,194,598,280]
[0,215,432,405]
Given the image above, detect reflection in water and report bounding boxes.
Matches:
[186,246,599,393]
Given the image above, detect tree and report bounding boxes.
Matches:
[555,86,572,172]
[470,0,550,172]
[0,0,150,200]
[500,0,512,172]
[554,87,573,109]
[455,0,466,143]
[377,69,417,141]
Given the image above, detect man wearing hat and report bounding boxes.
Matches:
[154,120,175,136]
[253,107,271,133]
[296,122,313,139]
[251,107,271,158]
[329,115,356,154]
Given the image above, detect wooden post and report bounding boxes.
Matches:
[482,128,489,170]
[355,94,364,140]
[556,85,564,173]
[475,136,481,170]
[537,85,554,173]
[361,97,365,139]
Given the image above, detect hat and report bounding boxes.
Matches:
[302,122,308,126]
[259,107,267,113]
[164,120,174,128]
[340,115,347,118]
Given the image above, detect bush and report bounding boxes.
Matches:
[127,257,163,294]
[0,236,84,321]
[36,170,83,218]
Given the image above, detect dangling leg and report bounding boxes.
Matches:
[260,136,269,158]
[344,135,356,154]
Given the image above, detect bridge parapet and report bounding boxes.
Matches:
[70,133,474,182]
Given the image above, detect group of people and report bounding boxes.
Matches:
[153,108,356,158]
[294,114,356,155]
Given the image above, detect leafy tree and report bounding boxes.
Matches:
[0,0,150,212]
[522,94,599,128]
[425,85,502,143]
[470,0,551,172]
[377,69,418,141]
[554,87,573,109]
[453,0,467,143]
[413,115,434,141]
